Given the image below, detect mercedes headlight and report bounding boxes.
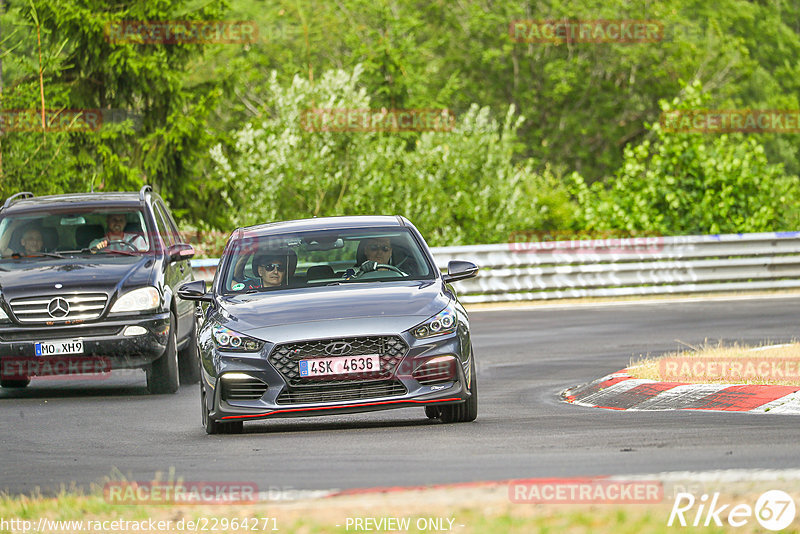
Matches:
[110,287,160,313]
[0,305,9,322]
[212,325,264,352]
[411,305,457,339]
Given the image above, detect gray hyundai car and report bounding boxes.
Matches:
[178,216,479,434]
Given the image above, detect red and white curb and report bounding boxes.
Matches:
[562,370,800,413]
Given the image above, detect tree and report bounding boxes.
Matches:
[572,81,800,235]
[209,65,576,245]
[1,0,229,225]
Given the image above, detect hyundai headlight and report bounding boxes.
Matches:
[411,305,457,339]
[0,305,9,322]
[110,287,160,313]
[212,325,264,352]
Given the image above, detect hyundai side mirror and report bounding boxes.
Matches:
[177,280,213,302]
[442,260,479,283]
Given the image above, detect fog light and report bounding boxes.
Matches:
[412,356,458,385]
[123,326,147,336]
[222,372,253,380]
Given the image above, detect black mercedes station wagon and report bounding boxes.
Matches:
[0,186,197,394]
[178,216,479,434]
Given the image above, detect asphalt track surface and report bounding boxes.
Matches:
[2,296,800,495]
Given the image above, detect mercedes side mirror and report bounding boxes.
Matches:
[168,243,195,262]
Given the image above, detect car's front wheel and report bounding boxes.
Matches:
[439,357,478,423]
[201,381,243,435]
[424,406,442,419]
[178,317,200,385]
[146,312,180,394]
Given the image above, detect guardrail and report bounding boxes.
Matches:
[190,231,800,304]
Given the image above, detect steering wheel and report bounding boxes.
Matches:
[97,239,138,253]
[352,260,406,278]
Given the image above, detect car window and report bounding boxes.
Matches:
[155,200,182,245]
[0,208,152,257]
[151,202,176,247]
[221,227,434,293]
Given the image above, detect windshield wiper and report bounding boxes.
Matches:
[241,286,269,294]
[10,252,65,259]
[53,249,90,255]
[95,249,137,256]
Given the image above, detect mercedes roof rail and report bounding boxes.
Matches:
[2,192,35,210]
[138,184,153,201]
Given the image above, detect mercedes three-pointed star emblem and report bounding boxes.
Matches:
[47,297,70,318]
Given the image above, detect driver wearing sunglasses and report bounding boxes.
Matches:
[254,253,287,287]
[234,253,288,290]
[363,237,392,265]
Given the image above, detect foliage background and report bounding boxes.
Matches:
[2,0,799,250]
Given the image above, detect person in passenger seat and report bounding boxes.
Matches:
[1,227,45,257]
[19,228,44,256]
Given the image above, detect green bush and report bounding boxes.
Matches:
[572,81,800,235]
[209,65,577,246]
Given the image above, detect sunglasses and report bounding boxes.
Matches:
[260,263,286,272]
[366,244,391,252]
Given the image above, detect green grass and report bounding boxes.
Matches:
[1,488,795,533]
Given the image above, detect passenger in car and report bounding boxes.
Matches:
[1,227,45,257]
[19,228,44,256]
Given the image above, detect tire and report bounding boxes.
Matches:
[440,357,478,423]
[424,406,442,419]
[146,312,180,394]
[201,380,243,435]
[1,377,31,389]
[178,317,200,385]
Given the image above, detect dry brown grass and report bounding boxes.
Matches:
[628,341,800,386]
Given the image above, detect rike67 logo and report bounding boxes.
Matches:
[668,490,796,531]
